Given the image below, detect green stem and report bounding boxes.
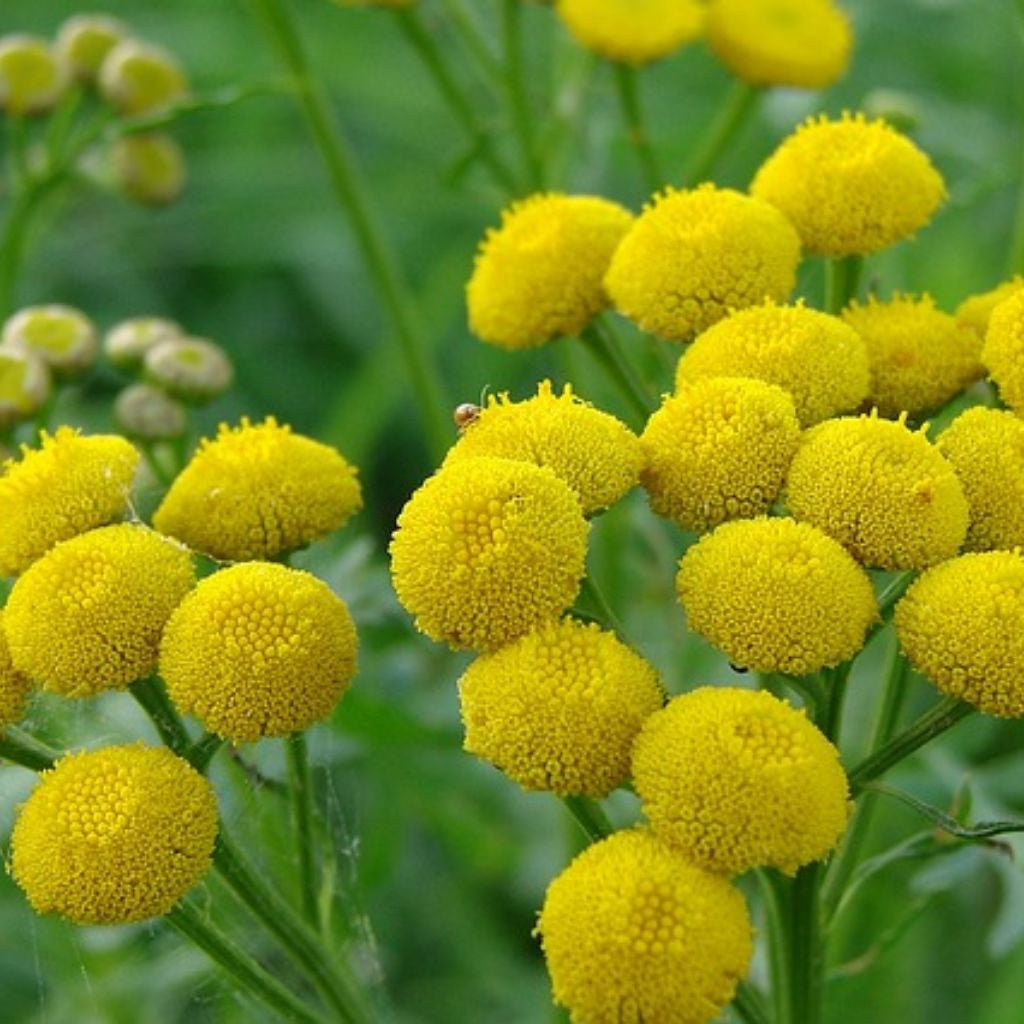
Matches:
[578,574,632,644]
[733,980,772,1024]
[823,255,864,314]
[580,321,656,427]
[1010,0,1024,273]
[166,902,329,1024]
[0,727,60,772]
[612,63,661,193]
[501,0,542,190]
[755,870,793,1024]
[186,732,226,773]
[437,0,503,90]
[682,81,759,187]
[560,794,613,842]
[250,0,451,463]
[819,664,852,743]
[287,732,321,930]
[877,571,916,618]
[129,676,193,756]
[789,862,825,1024]
[0,178,55,318]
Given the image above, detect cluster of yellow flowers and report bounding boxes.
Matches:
[0,416,363,924]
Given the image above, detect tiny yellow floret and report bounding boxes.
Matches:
[0,35,68,116]
[467,194,633,350]
[641,377,800,532]
[785,413,968,570]
[2,304,98,375]
[894,552,1024,717]
[10,744,218,925]
[0,427,139,577]
[56,15,128,81]
[153,417,362,561]
[459,618,663,797]
[677,517,877,674]
[956,276,1023,339]
[605,184,800,342]
[554,0,704,65]
[675,300,869,425]
[982,289,1024,414]
[443,381,642,514]
[707,0,851,89]
[751,113,946,256]
[537,829,753,1024]
[633,688,849,875]
[0,609,31,729]
[389,457,588,651]
[99,40,187,116]
[2,524,195,697]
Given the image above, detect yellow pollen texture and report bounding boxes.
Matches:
[956,276,1023,339]
[982,288,1024,414]
[0,609,31,728]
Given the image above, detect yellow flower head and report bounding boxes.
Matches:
[0,427,139,577]
[10,744,218,925]
[153,417,362,561]
[467,194,633,350]
[633,688,849,874]
[160,563,357,743]
[0,349,50,429]
[333,0,414,7]
[554,0,704,65]
[678,517,877,675]
[604,184,801,342]
[675,300,869,426]
[56,14,128,81]
[389,457,588,651]
[2,304,98,375]
[751,113,946,256]
[841,294,982,417]
[894,551,1024,717]
[707,0,851,88]
[641,377,800,532]
[112,133,186,206]
[0,610,31,729]
[2,524,195,697]
[937,407,1024,552]
[99,40,187,116]
[459,618,663,797]
[537,829,752,1024]
[982,288,1024,414]
[443,381,643,514]
[956,276,1023,339]
[785,413,968,570]
[0,35,68,116]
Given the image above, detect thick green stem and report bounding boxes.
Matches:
[166,902,329,1024]
[501,0,543,190]
[130,676,193,756]
[580,321,656,427]
[682,81,759,187]
[612,63,661,193]
[788,863,824,1024]
[287,732,320,930]
[250,0,451,463]
[186,732,226,773]
[560,795,613,842]
[823,255,864,314]
[1009,0,1024,272]
[755,870,793,1024]
[0,177,59,319]
[818,664,852,743]
[578,574,632,645]
[0,727,60,772]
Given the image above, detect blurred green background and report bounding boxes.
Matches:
[1,0,1024,1021]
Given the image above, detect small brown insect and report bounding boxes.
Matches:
[453,403,481,433]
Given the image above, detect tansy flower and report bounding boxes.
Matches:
[641,377,800,532]
[99,40,187,116]
[389,457,588,651]
[956,276,1023,339]
[894,552,1024,717]
[458,618,663,797]
[10,744,218,925]
[0,35,68,116]
[115,384,188,441]
[0,349,51,430]
[982,289,1024,414]
[153,417,362,561]
[144,336,233,402]
[0,427,139,577]
[467,194,633,350]
[160,563,358,743]
[112,133,186,207]
[785,413,968,570]
[2,304,97,375]
[937,407,1024,551]
[443,380,643,514]
[842,294,982,418]
[333,0,415,7]
[55,14,128,81]
[0,610,31,729]
[675,300,869,426]
[604,184,800,342]
[707,0,852,89]
[751,112,946,256]
[536,829,752,1024]
[2,524,195,697]
[554,0,704,65]
[633,688,849,874]
[678,517,877,675]
[104,316,183,368]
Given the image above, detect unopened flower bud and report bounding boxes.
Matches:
[144,336,234,403]
[0,35,69,116]
[0,349,51,428]
[105,316,183,369]
[111,133,186,205]
[861,88,921,135]
[115,382,188,440]
[2,305,97,375]
[99,40,187,116]
[55,14,129,82]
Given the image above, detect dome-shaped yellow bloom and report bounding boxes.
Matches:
[459,618,663,797]
[467,194,633,350]
[641,377,800,532]
[10,744,218,925]
[0,35,68,116]
[633,688,849,874]
[751,113,946,256]
[3,524,195,697]
[675,300,869,426]
[937,407,1024,552]
[894,552,1024,717]
[983,289,1024,414]
[605,185,800,342]
[153,417,362,561]
[956,276,1023,339]
[0,428,139,577]
[554,0,704,65]
[0,609,30,729]
[443,381,642,514]
[707,0,851,89]
[537,829,752,1024]
[678,517,877,674]
[841,294,982,417]
[785,413,968,570]
[390,457,588,651]
[160,563,357,743]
